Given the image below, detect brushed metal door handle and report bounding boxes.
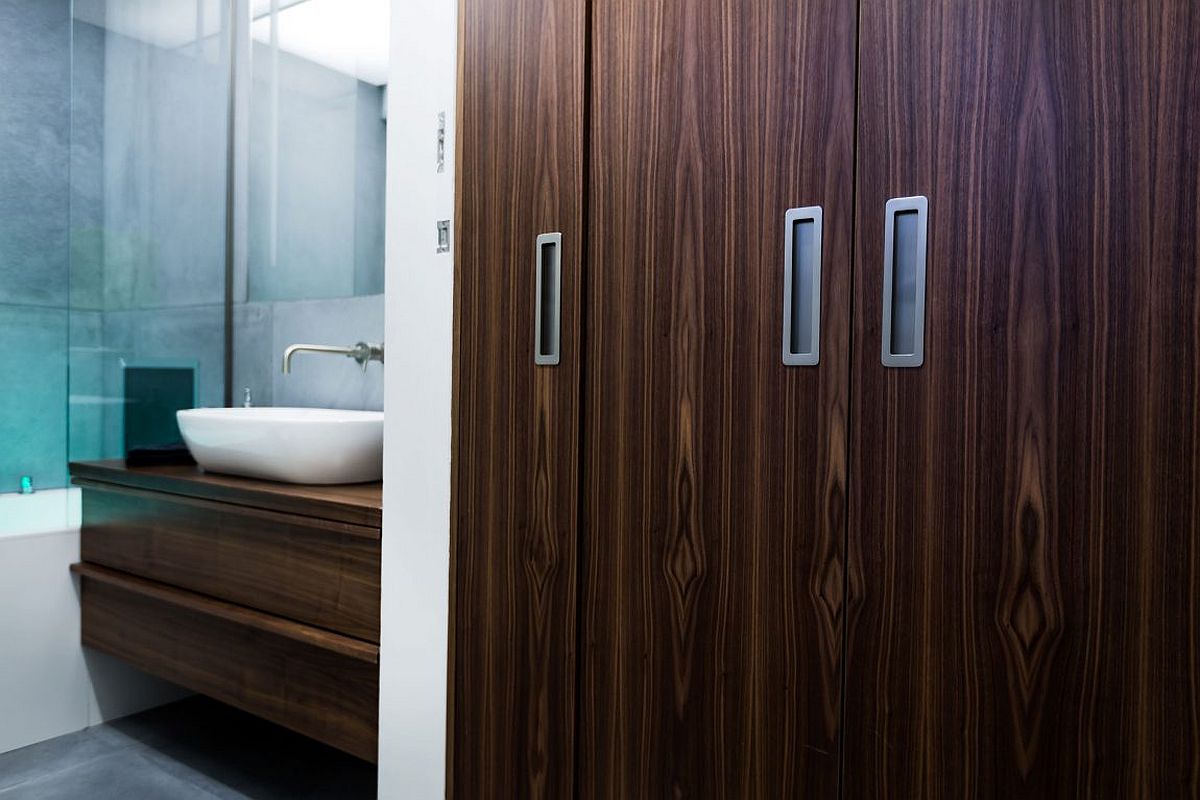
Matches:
[534,232,562,366]
[781,206,823,367]
[881,195,928,368]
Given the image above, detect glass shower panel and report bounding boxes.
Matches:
[0,0,71,494]
[245,0,387,301]
[69,0,230,462]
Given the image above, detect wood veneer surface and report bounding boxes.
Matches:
[451,0,586,793]
[846,0,1200,795]
[581,0,856,795]
[79,484,381,642]
[74,564,379,763]
[70,460,382,527]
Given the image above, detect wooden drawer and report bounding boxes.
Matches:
[79,482,381,642]
[73,563,379,762]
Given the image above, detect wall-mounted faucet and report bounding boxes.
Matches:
[281,342,385,374]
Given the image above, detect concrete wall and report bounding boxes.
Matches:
[233,294,384,411]
[377,0,456,793]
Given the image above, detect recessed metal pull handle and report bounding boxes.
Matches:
[534,232,562,366]
[881,196,928,367]
[781,206,823,366]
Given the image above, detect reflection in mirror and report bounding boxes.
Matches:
[247,0,389,301]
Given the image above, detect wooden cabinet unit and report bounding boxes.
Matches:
[70,461,382,763]
[454,0,1200,795]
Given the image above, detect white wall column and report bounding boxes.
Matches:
[377,0,456,794]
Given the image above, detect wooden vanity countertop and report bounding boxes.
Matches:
[70,460,382,528]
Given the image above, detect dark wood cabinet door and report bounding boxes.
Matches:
[452,0,585,794]
[846,1,1200,796]
[580,0,856,795]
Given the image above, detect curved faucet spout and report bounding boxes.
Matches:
[282,342,385,374]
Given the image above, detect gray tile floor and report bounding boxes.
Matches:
[0,697,376,799]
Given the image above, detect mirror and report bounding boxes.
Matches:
[247,0,389,301]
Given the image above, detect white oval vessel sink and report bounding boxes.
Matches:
[177,407,383,485]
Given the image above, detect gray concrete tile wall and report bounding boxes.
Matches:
[232,294,384,412]
[0,0,71,309]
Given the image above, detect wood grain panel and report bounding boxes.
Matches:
[80,483,381,642]
[75,564,379,762]
[581,0,855,795]
[451,0,585,793]
[846,0,1200,796]
[71,460,382,527]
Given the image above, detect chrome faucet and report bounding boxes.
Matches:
[281,342,385,374]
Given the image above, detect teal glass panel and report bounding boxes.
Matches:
[69,0,230,463]
[0,0,71,493]
[0,306,69,493]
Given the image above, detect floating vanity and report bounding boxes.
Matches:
[69,460,382,762]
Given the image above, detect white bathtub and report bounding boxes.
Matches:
[0,488,80,540]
